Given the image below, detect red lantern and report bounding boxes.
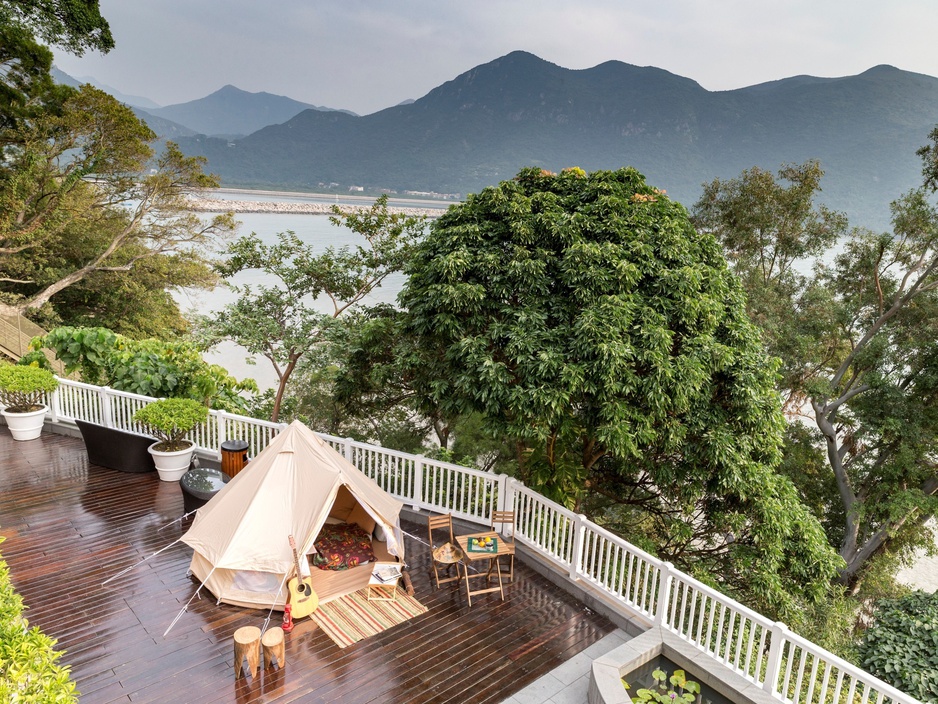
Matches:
[282,604,294,633]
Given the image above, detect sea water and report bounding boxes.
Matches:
[178,195,444,390]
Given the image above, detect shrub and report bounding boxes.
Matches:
[0,537,78,702]
[858,591,938,702]
[133,398,209,452]
[0,365,59,413]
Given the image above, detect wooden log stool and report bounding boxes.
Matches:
[233,625,261,679]
[262,626,286,670]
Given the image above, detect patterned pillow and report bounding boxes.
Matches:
[311,522,376,571]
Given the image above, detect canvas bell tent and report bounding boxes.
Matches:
[181,420,405,610]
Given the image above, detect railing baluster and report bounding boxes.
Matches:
[569,514,585,580]
[686,586,699,642]
[755,625,768,684]
[745,620,760,683]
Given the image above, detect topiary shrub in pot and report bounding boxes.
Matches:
[0,365,59,441]
[132,398,209,481]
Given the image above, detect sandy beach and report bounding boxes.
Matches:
[188,189,450,218]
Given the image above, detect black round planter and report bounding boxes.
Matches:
[180,467,230,513]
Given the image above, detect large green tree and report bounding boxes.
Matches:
[0,0,111,133]
[195,196,425,422]
[398,166,840,617]
[1,5,228,332]
[0,84,234,323]
[330,305,461,450]
[0,0,111,55]
[693,159,938,590]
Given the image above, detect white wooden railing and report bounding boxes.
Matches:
[44,377,920,704]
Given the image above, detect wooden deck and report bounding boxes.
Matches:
[0,428,614,704]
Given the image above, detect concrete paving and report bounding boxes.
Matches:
[896,518,938,593]
[499,629,631,704]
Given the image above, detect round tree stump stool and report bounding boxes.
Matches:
[233,626,261,679]
[262,626,285,670]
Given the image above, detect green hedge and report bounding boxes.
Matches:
[859,591,938,703]
[0,537,78,702]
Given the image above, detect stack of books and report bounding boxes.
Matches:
[373,565,402,583]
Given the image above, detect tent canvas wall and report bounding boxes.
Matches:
[181,420,405,610]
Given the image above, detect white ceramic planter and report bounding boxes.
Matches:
[148,442,194,482]
[2,406,47,441]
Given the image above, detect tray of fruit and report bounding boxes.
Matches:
[467,536,498,553]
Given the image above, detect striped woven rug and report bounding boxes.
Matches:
[311,587,428,648]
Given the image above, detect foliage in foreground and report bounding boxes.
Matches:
[0,537,78,703]
[26,326,257,413]
[858,591,938,702]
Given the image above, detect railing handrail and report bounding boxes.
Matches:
[44,376,922,704]
[667,566,773,630]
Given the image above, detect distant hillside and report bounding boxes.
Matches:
[50,66,81,88]
[74,75,161,109]
[149,85,353,138]
[131,108,197,139]
[177,52,938,229]
[51,67,161,109]
[51,67,196,139]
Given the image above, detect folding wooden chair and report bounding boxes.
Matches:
[427,513,464,589]
[490,510,516,582]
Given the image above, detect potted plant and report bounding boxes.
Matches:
[132,398,209,481]
[0,365,59,441]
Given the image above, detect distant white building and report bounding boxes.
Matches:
[349,186,364,192]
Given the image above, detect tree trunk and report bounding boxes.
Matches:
[837,476,938,589]
[270,355,299,423]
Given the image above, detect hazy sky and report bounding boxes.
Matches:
[53,0,938,115]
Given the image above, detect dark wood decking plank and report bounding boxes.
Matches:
[0,428,614,704]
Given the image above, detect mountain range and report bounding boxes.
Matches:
[52,68,353,138]
[143,85,356,138]
[57,53,938,228]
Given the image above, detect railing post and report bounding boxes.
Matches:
[497,474,514,512]
[99,387,113,428]
[762,621,789,694]
[413,454,424,510]
[569,513,587,580]
[48,384,60,424]
[498,477,517,536]
[216,411,228,460]
[344,437,354,466]
[216,411,227,460]
[654,562,674,627]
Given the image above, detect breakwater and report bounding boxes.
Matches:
[187,198,443,218]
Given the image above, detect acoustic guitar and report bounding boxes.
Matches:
[287,535,319,618]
